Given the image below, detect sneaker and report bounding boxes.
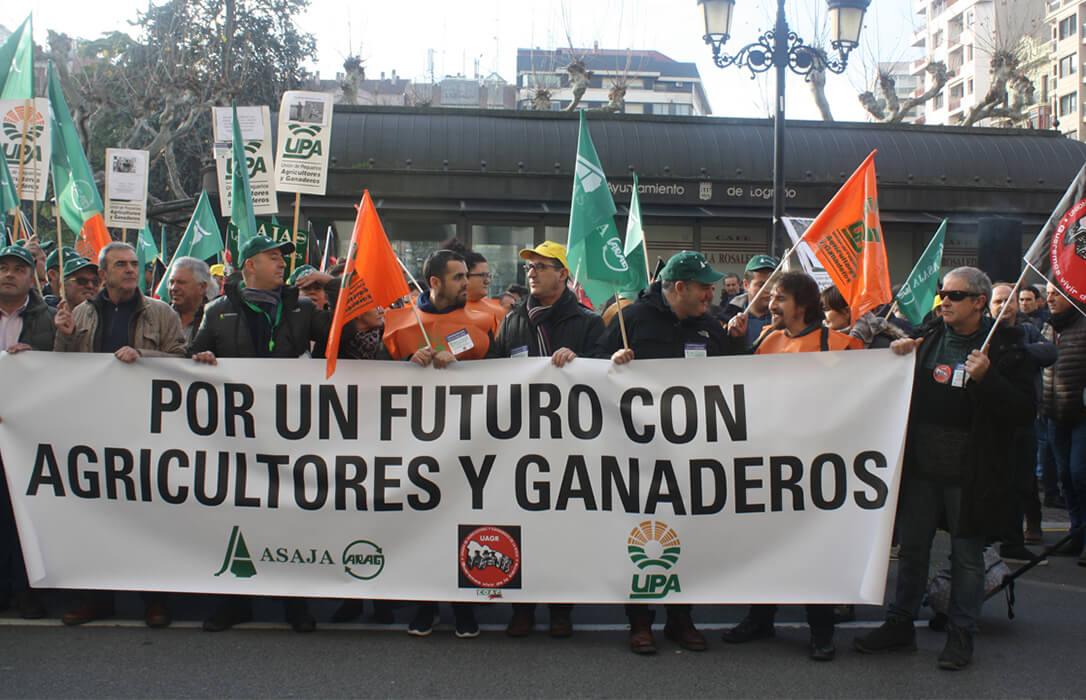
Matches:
[454,605,479,639]
[853,616,917,654]
[407,604,436,637]
[722,615,775,644]
[999,545,1048,567]
[937,625,973,671]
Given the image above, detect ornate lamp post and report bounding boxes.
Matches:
[698,0,870,257]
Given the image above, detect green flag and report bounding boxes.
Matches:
[0,147,18,215]
[895,219,946,326]
[566,111,638,306]
[230,101,257,259]
[47,62,105,232]
[136,224,159,294]
[623,172,650,297]
[0,15,33,99]
[155,190,224,301]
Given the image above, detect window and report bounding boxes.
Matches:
[472,225,534,293]
[1060,92,1077,116]
[522,73,560,89]
[967,79,973,95]
[950,84,964,99]
[1060,55,1077,77]
[966,44,973,61]
[1059,15,1077,40]
[672,103,692,116]
[966,9,974,26]
[933,92,944,109]
[933,30,944,48]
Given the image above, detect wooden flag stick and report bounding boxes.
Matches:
[613,288,629,350]
[55,206,67,306]
[395,256,434,349]
[980,267,1028,354]
[744,245,794,313]
[883,300,898,320]
[290,192,301,276]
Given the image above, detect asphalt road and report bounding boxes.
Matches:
[2,525,1084,698]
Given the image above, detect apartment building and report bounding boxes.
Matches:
[1047,0,1086,138]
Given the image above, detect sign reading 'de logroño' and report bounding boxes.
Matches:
[273,91,333,196]
[0,352,914,604]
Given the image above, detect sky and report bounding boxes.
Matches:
[5,0,922,122]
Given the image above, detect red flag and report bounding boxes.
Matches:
[73,213,112,262]
[801,150,891,321]
[325,191,410,378]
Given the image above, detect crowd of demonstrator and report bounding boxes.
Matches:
[0,233,1083,672]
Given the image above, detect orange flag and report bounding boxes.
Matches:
[325,191,410,378]
[73,213,112,262]
[802,150,891,321]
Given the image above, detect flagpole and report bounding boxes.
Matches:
[980,267,1029,354]
[395,256,434,349]
[612,288,629,350]
[320,225,332,272]
[883,300,898,320]
[744,245,794,313]
[290,192,301,276]
[55,206,67,306]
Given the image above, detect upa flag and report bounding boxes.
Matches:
[47,63,111,261]
[155,191,224,302]
[230,102,258,256]
[325,191,410,378]
[135,224,159,294]
[623,172,650,296]
[1024,162,1086,316]
[0,147,17,215]
[895,220,946,326]
[802,150,891,320]
[0,15,33,99]
[566,111,639,305]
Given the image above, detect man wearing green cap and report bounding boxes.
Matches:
[287,264,333,310]
[56,256,100,309]
[189,235,329,634]
[596,250,746,655]
[722,254,778,351]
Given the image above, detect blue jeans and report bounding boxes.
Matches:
[889,476,985,632]
[1047,418,1086,531]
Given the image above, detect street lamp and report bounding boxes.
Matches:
[698,0,870,257]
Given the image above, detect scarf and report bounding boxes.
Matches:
[526,294,558,355]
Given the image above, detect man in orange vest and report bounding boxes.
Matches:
[381,250,493,366]
[725,270,859,661]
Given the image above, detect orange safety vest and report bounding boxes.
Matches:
[382,304,493,360]
[755,325,863,354]
[466,298,506,335]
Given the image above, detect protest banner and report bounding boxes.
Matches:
[273,91,334,196]
[226,220,308,270]
[104,148,149,229]
[212,105,277,217]
[0,352,913,604]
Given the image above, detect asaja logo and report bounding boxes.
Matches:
[458,525,521,590]
[342,540,385,580]
[214,525,257,578]
[283,122,323,160]
[575,154,605,193]
[602,234,629,272]
[2,105,45,165]
[627,520,682,599]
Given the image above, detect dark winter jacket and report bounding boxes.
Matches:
[594,281,744,359]
[904,320,1036,538]
[188,280,330,358]
[1041,309,1086,423]
[488,288,604,358]
[16,291,57,351]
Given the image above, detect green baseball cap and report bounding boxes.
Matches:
[46,246,80,270]
[659,251,724,284]
[62,256,97,278]
[238,236,294,267]
[0,245,35,268]
[288,264,318,285]
[744,254,779,273]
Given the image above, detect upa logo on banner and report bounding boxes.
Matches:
[627,520,682,599]
[282,122,323,160]
[342,540,385,580]
[214,525,257,578]
[458,525,522,597]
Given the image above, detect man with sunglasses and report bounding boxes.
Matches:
[855,267,1035,671]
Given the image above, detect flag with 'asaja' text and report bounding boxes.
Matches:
[894,219,946,326]
[802,150,891,321]
[325,191,410,378]
[1024,162,1086,316]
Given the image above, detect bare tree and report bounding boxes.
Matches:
[858,61,949,123]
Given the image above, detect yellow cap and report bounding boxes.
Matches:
[209,264,225,276]
[519,241,568,270]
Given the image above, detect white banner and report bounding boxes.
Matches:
[273,91,334,195]
[212,106,278,216]
[0,352,913,604]
[104,148,149,229]
[0,99,51,202]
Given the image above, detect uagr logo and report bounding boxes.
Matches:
[602,235,629,272]
[627,520,682,599]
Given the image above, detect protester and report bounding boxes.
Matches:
[506,283,529,301]
[14,237,49,290]
[168,256,213,345]
[52,241,185,627]
[725,271,858,661]
[496,292,516,312]
[1019,285,1049,327]
[820,285,906,348]
[209,263,225,296]
[990,283,1054,559]
[719,272,741,306]
[58,257,100,308]
[599,250,745,654]
[324,277,386,361]
[288,264,334,309]
[0,244,55,619]
[855,267,1035,670]
[721,255,777,349]
[489,241,604,639]
[443,239,506,332]
[1040,283,1086,561]
[43,246,79,301]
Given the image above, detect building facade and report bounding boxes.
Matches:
[1047,0,1086,138]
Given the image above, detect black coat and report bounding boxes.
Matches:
[905,321,1036,538]
[1041,310,1086,423]
[188,281,330,358]
[594,281,744,359]
[16,291,56,351]
[487,289,604,358]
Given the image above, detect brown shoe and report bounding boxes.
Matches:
[664,611,707,651]
[628,615,657,654]
[144,603,172,628]
[62,599,114,626]
[549,605,573,638]
[506,605,535,637]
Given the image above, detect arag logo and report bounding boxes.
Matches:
[342,540,385,580]
[283,122,323,160]
[627,520,681,600]
[458,525,521,590]
[214,525,257,578]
